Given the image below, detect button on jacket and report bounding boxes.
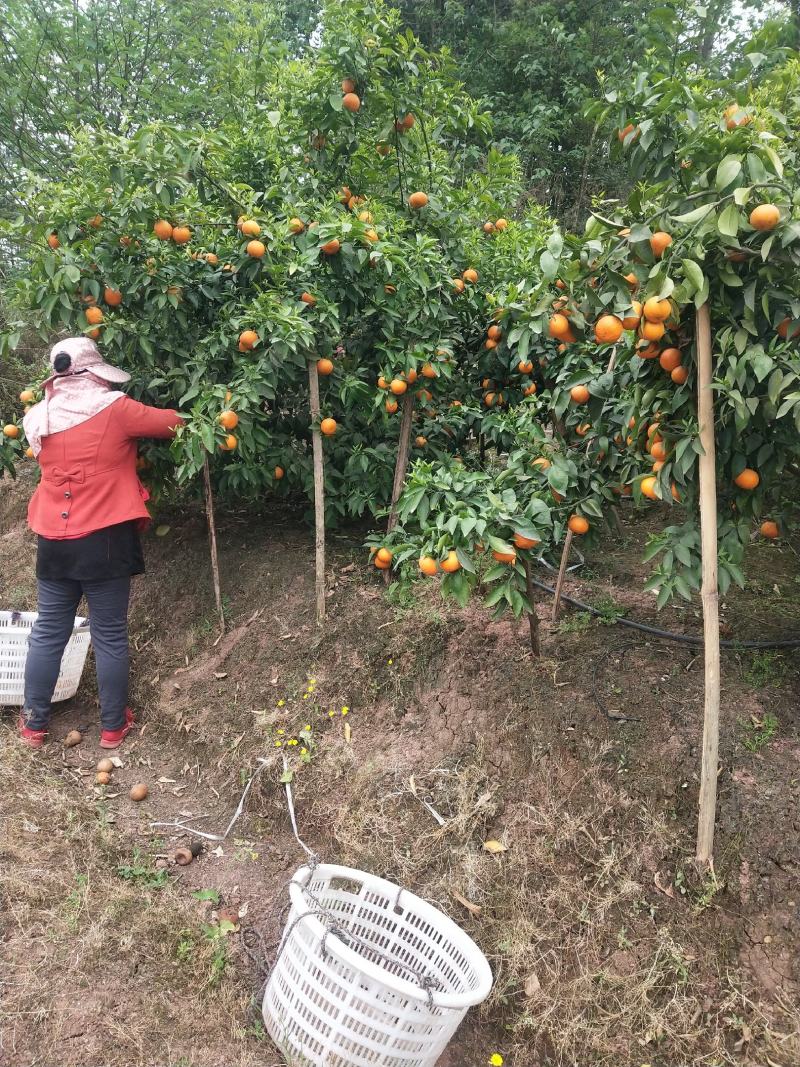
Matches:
[28,396,183,539]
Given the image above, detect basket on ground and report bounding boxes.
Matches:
[263,862,493,1067]
[0,611,91,707]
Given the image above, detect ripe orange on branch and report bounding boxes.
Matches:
[570,385,590,404]
[650,231,673,257]
[218,410,239,430]
[594,314,624,344]
[320,418,337,436]
[419,556,438,576]
[246,240,266,258]
[153,219,173,240]
[640,476,659,500]
[760,521,779,539]
[659,347,682,372]
[408,191,429,209]
[621,301,643,330]
[239,329,258,350]
[3,424,19,438]
[734,468,759,490]
[172,226,191,244]
[241,219,261,237]
[342,92,361,112]
[439,550,461,573]
[85,306,103,324]
[568,515,589,535]
[104,287,122,306]
[317,358,334,376]
[643,297,671,322]
[749,204,780,231]
[462,268,478,284]
[321,239,341,255]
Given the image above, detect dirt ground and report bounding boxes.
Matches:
[1,464,799,1067]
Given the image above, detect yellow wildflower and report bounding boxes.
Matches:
[489,1056,504,1067]
[274,740,282,748]
[277,699,285,707]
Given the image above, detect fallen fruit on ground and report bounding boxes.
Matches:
[130,783,149,802]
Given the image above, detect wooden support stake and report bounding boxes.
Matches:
[308,359,326,624]
[387,391,415,535]
[551,529,574,624]
[202,454,225,635]
[523,558,541,657]
[695,302,720,866]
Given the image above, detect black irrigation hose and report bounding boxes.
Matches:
[530,577,800,650]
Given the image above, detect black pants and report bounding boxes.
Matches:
[23,577,131,731]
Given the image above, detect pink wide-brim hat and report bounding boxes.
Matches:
[44,336,131,384]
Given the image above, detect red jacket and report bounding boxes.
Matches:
[28,396,183,539]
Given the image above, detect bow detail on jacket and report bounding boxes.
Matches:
[48,466,86,485]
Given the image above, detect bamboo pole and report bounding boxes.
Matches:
[307,359,326,624]
[695,302,721,866]
[202,454,225,635]
[523,558,541,656]
[551,529,574,624]
[387,391,415,535]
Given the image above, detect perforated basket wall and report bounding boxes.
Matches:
[0,611,91,707]
[263,863,492,1067]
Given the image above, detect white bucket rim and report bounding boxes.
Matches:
[0,611,88,637]
[287,862,493,1010]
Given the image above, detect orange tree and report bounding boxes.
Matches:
[0,0,523,526]
[372,38,800,622]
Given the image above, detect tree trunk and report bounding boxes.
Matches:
[387,391,415,534]
[202,454,225,635]
[523,558,541,656]
[551,529,574,624]
[695,303,721,866]
[307,359,326,624]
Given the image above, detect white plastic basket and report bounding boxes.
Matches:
[0,611,91,707]
[263,862,493,1067]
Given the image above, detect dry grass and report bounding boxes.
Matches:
[0,730,264,1067]
[326,740,800,1067]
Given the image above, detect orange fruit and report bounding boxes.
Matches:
[289,217,305,234]
[416,388,432,402]
[483,221,496,234]
[317,358,334,375]
[376,142,392,157]
[246,240,266,258]
[642,297,671,322]
[204,253,219,265]
[640,319,666,342]
[484,392,496,407]
[85,306,103,325]
[385,399,399,414]
[650,231,673,257]
[25,446,34,458]
[218,410,239,430]
[636,341,660,359]
[421,364,438,379]
[621,301,643,330]
[19,389,35,404]
[532,457,551,471]
[275,466,284,480]
[487,324,502,341]
[652,460,664,472]
[485,338,498,350]
[390,378,408,395]
[363,229,379,243]
[376,547,393,565]
[462,268,478,284]
[87,328,101,340]
[513,533,539,550]
[321,239,341,255]
[320,418,337,436]
[594,314,624,344]
[377,376,388,390]
[451,278,465,293]
[776,318,800,340]
[650,440,667,462]
[576,422,591,437]
[401,113,416,130]
[567,515,589,535]
[419,556,438,576]
[172,226,191,244]
[570,385,590,404]
[734,468,759,490]
[439,550,461,573]
[415,435,427,447]
[659,347,682,372]
[301,292,317,305]
[220,434,238,451]
[760,520,779,539]
[749,204,780,231]
[241,220,261,237]
[342,92,361,112]
[88,214,102,228]
[523,384,537,397]
[153,219,173,240]
[624,271,638,289]
[492,549,516,564]
[617,123,639,143]
[671,365,689,384]
[341,78,356,93]
[3,424,19,438]
[549,313,572,340]
[405,368,418,384]
[640,476,659,500]
[408,191,429,209]
[239,329,258,350]
[104,287,122,306]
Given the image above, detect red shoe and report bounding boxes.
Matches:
[100,707,135,749]
[18,715,48,749]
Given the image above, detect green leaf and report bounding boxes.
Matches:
[715,155,741,190]
[762,145,783,178]
[681,259,705,293]
[717,204,740,238]
[672,203,714,225]
[539,250,558,280]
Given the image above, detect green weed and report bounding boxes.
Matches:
[741,713,779,752]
